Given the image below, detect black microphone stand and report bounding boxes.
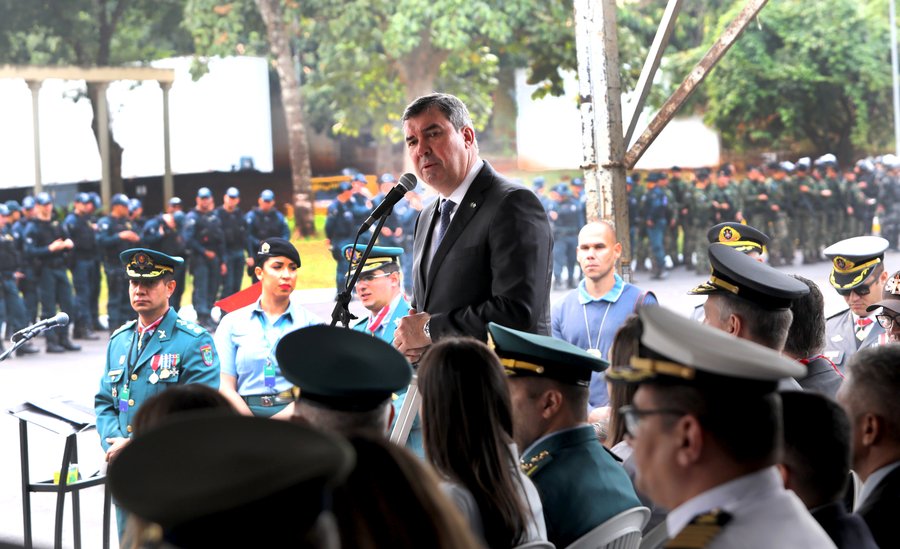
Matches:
[0,327,46,362]
[330,208,393,328]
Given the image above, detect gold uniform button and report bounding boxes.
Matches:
[128,399,135,406]
[131,374,138,381]
[126,425,133,433]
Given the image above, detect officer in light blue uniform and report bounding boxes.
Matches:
[94,248,220,539]
[344,244,421,455]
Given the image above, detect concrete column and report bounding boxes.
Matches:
[27,80,43,193]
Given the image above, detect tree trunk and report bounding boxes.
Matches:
[86,82,125,197]
[254,0,315,237]
[395,30,448,175]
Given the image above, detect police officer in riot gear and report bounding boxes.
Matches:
[62,193,100,340]
[184,187,226,330]
[23,192,81,353]
[214,187,248,298]
[97,193,142,332]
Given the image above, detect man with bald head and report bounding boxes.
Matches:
[551,221,657,414]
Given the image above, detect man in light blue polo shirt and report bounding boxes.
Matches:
[551,221,657,411]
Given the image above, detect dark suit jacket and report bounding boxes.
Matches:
[857,463,900,549]
[412,161,553,340]
[811,501,877,549]
[796,355,843,399]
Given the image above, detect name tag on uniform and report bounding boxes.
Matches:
[831,335,844,343]
[108,369,123,378]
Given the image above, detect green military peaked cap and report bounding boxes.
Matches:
[487,322,607,387]
[342,244,403,275]
[277,325,412,411]
[119,248,184,279]
[109,413,354,539]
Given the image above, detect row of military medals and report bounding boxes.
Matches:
[116,324,172,413]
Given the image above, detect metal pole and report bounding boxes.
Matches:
[574,0,631,282]
[625,0,770,169]
[27,81,43,193]
[161,81,174,204]
[890,0,900,155]
[623,0,684,146]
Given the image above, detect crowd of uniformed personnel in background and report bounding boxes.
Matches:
[325,172,422,295]
[0,186,290,356]
[531,153,900,283]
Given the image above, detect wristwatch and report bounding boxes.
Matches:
[423,319,431,341]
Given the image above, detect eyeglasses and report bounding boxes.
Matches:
[877,313,900,329]
[358,272,392,283]
[836,280,876,297]
[618,405,686,438]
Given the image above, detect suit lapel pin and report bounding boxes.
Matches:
[469,202,477,208]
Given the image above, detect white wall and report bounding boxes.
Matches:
[515,68,721,171]
[0,56,273,188]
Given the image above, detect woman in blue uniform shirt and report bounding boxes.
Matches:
[214,238,321,417]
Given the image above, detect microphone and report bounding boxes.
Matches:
[358,173,418,234]
[12,312,69,342]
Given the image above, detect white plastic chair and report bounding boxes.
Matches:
[564,506,651,549]
[513,542,556,549]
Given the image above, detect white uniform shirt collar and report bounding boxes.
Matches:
[666,466,782,539]
[439,159,484,222]
[857,459,900,510]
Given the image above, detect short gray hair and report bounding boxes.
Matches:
[715,293,793,351]
[845,345,900,441]
[295,400,391,437]
[402,93,473,131]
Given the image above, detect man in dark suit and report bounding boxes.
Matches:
[780,391,877,549]
[823,236,889,372]
[837,344,900,549]
[393,93,552,362]
[783,275,844,398]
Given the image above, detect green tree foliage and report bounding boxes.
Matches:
[0,0,194,192]
[703,0,893,162]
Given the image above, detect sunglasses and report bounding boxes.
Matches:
[836,279,876,297]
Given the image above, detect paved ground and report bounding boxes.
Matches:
[0,250,885,548]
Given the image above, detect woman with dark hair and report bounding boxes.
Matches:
[605,313,667,532]
[418,337,547,548]
[333,435,485,549]
[606,314,643,455]
[131,384,237,436]
[214,238,321,418]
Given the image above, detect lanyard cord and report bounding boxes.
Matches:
[582,300,612,352]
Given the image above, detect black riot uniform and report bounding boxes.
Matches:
[215,204,248,298]
[23,194,81,353]
[62,194,100,339]
[184,205,225,327]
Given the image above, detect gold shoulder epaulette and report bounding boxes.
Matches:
[520,450,551,477]
[665,508,732,549]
